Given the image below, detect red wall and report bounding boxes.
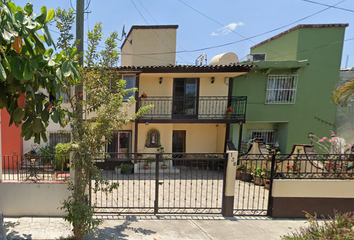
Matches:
[1,109,23,169]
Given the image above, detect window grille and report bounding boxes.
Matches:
[248,130,276,146]
[49,131,71,147]
[266,75,298,104]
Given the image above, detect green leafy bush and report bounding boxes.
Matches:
[121,163,134,174]
[38,145,54,164]
[55,142,71,171]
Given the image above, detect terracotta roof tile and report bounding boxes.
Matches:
[115,64,252,73]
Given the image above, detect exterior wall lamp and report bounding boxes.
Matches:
[159,77,163,84]
[145,121,149,125]
[211,77,215,84]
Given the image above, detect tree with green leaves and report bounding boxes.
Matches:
[54,13,151,239]
[0,2,76,143]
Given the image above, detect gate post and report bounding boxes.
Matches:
[267,154,276,217]
[222,150,238,217]
[154,153,160,214]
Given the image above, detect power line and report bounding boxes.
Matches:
[136,0,196,63]
[49,27,354,65]
[177,0,247,40]
[175,0,347,53]
[130,0,192,64]
[176,0,284,59]
[137,0,158,24]
[130,0,149,25]
[50,0,350,64]
[300,0,354,13]
[102,0,348,56]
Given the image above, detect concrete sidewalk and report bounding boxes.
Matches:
[3,215,308,240]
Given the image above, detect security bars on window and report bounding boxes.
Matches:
[265,75,298,104]
[49,131,71,147]
[249,130,276,146]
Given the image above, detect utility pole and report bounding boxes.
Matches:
[76,0,84,99]
[73,1,85,238]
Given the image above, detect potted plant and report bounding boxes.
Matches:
[121,163,134,174]
[251,166,267,186]
[157,146,168,169]
[238,161,253,182]
[114,164,123,174]
[24,149,40,162]
[38,145,54,166]
[236,164,246,179]
[225,107,233,119]
[54,143,71,172]
[207,154,222,171]
[143,159,152,170]
[161,161,168,169]
[141,92,147,99]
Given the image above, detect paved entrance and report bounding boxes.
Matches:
[92,153,270,216]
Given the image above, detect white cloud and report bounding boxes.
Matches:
[212,22,244,36]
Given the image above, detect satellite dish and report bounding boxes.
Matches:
[118,23,126,41]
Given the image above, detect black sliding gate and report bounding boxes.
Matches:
[91,153,271,216]
[92,153,227,215]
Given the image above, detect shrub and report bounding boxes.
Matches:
[38,145,54,164]
[282,211,354,240]
[55,143,71,171]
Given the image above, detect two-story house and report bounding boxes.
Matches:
[110,25,250,160]
[230,24,348,153]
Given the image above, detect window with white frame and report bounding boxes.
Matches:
[49,131,71,147]
[265,75,298,104]
[122,74,136,100]
[248,130,276,146]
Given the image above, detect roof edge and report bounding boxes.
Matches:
[122,25,179,48]
[114,64,252,73]
[251,23,349,50]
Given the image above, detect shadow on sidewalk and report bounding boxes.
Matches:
[84,216,156,240]
[94,214,275,221]
[3,221,33,240]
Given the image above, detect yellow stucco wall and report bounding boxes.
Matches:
[138,124,173,153]
[122,28,176,66]
[139,75,173,96]
[121,36,133,66]
[216,124,226,152]
[137,123,226,153]
[139,75,228,97]
[199,76,228,96]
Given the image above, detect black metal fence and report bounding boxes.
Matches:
[235,154,270,216]
[138,96,247,122]
[235,153,354,216]
[238,153,354,180]
[1,154,70,182]
[92,153,227,215]
[272,153,354,179]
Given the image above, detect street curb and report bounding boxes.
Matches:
[0,213,6,240]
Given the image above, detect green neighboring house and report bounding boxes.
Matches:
[230,24,348,153]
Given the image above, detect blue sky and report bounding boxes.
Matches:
[17,0,354,68]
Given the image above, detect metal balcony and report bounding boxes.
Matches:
[138,96,247,123]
